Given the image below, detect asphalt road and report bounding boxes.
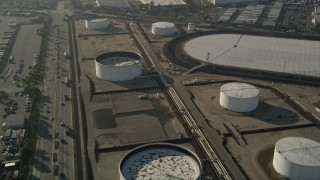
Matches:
[32,1,75,180]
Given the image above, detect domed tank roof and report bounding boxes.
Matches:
[221,82,259,99]
[275,137,320,166]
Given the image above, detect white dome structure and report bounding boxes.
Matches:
[95,51,142,81]
[219,82,259,112]
[273,137,320,179]
[85,18,108,29]
[119,143,201,180]
[188,23,196,31]
[151,22,175,36]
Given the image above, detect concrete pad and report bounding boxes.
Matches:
[92,108,117,129]
[118,114,167,144]
[111,92,153,114]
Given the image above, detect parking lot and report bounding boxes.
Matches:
[0,14,42,178]
[282,4,314,31]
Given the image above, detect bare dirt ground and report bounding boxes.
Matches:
[226,127,320,180]
[187,82,312,134]
[175,73,320,180]
[75,20,196,179]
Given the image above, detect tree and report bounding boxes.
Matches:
[139,4,145,11]
[150,1,155,12]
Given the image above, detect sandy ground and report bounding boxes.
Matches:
[226,127,320,180]
[187,83,312,134]
[75,20,197,179]
[176,73,320,179]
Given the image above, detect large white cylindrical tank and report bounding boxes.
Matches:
[119,143,202,180]
[151,22,175,36]
[273,137,320,179]
[219,82,259,112]
[188,23,196,31]
[85,18,108,29]
[95,51,142,81]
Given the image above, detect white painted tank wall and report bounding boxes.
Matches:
[85,19,108,29]
[220,93,259,112]
[220,83,259,112]
[95,61,142,81]
[273,137,320,179]
[273,149,320,179]
[152,22,175,36]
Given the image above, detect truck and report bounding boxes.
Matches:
[64,76,69,84]
[63,51,68,59]
[9,56,14,63]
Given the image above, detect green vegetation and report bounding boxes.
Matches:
[54,141,59,150]
[311,24,320,32]
[19,15,51,179]
[53,153,57,162]
[53,165,59,176]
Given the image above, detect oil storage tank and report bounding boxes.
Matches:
[151,22,175,36]
[85,18,108,29]
[119,143,201,180]
[273,137,320,179]
[95,51,143,81]
[219,82,259,112]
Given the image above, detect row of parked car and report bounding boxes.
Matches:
[0,11,32,17]
[2,102,17,118]
[32,53,39,68]
[24,96,33,112]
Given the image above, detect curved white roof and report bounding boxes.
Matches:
[121,145,201,180]
[152,22,175,28]
[183,34,320,77]
[275,137,320,166]
[99,57,140,67]
[221,82,259,98]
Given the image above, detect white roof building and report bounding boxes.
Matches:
[140,0,186,6]
[315,5,320,25]
[183,34,320,77]
[211,0,266,6]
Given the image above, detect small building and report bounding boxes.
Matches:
[140,0,186,8]
[312,5,320,25]
[5,115,25,130]
[211,0,267,6]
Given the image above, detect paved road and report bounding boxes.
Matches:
[32,1,75,179]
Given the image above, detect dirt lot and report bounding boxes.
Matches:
[178,73,320,180]
[187,82,313,134]
[92,89,188,149]
[226,127,320,180]
[75,19,137,60]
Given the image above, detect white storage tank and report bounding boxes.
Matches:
[188,23,196,31]
[219,82,259,112]
[273,137,320,179]
[151,22,175,36]
[119,143,201,180]
[85,18,108,29]
[95,51,143,81]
